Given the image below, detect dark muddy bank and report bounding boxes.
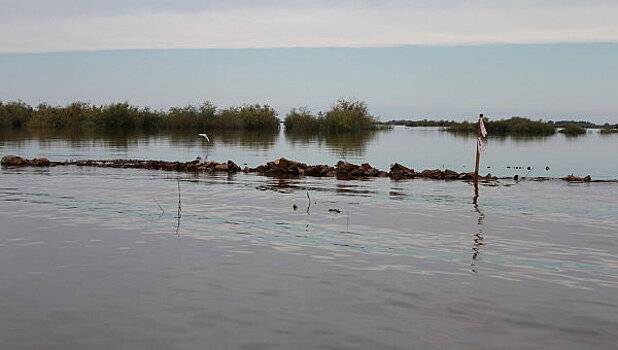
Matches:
[2,155,613,183]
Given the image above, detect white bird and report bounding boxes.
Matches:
[198,133,210,142]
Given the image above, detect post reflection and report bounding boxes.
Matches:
[471,186,486,273]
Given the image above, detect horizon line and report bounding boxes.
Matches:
[2,41,618,56]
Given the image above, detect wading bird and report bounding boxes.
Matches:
[198,133,211,160]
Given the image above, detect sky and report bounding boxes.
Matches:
[1,1,618,122]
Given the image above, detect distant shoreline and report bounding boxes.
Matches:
[382,118,618,136]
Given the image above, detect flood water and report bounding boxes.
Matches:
[2,126,617,178]
[1,128,618,349]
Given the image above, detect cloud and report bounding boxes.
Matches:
[1,1,618,53]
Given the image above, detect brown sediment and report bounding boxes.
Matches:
[2,155,615,183]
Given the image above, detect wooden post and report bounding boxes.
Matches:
[473,114,483,204]
[474,113,483,182]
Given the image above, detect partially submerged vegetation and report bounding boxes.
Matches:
[382,119,453,127]
[284,99,383,132]
[551,120,615,129]
[386,117,569,136]
[2,100,613,137]
[446,117,556,136]
[600,127,618,134]
[386,117,617,137]
[558,124,587,135]
[0,101,280,131]
[1,99,386,133]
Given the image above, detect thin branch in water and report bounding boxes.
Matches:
[153,198,165,216]
[306,190,311,214]
[176,178,182,237]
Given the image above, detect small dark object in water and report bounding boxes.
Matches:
[545,166,550,171]
[513,174,519,181]
[506,166,511,169]
[487,166,491,169]
[292,204,298,211]
[328,208,342,214]
[527,166,531,170]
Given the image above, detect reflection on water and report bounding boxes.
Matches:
[286,130,380,159]
[1,126,618,178]
[168,129,280,150]
[471,193,486,273]
[0,128,281,151]
[1,165,618,349]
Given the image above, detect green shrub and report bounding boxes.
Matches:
[322,99,377,132]
[284,99,379,133]
[164,102,216,130]
[0,101,33,128]
[284,107,321,132]
[216,104,280,131]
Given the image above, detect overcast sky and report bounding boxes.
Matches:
[1,1,618,121]
[2,0,618,52]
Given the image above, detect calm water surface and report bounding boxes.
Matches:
[1,126,617,178]
[1,129,617,349]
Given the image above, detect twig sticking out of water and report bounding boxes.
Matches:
[176,178,182,236]
[154,198,165,216]
[306,190,311,214]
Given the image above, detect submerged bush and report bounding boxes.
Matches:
[284,107,321,132]
[284,99,379,133]
[383,119,454,127]
[558,124,587,135]
[216,104,280,131]
[0,101,280,131]
[323,99,377,132]
[599,127,618,134]
[0,101,33,128]
[164,103,216,130]
[447,117,556,136]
